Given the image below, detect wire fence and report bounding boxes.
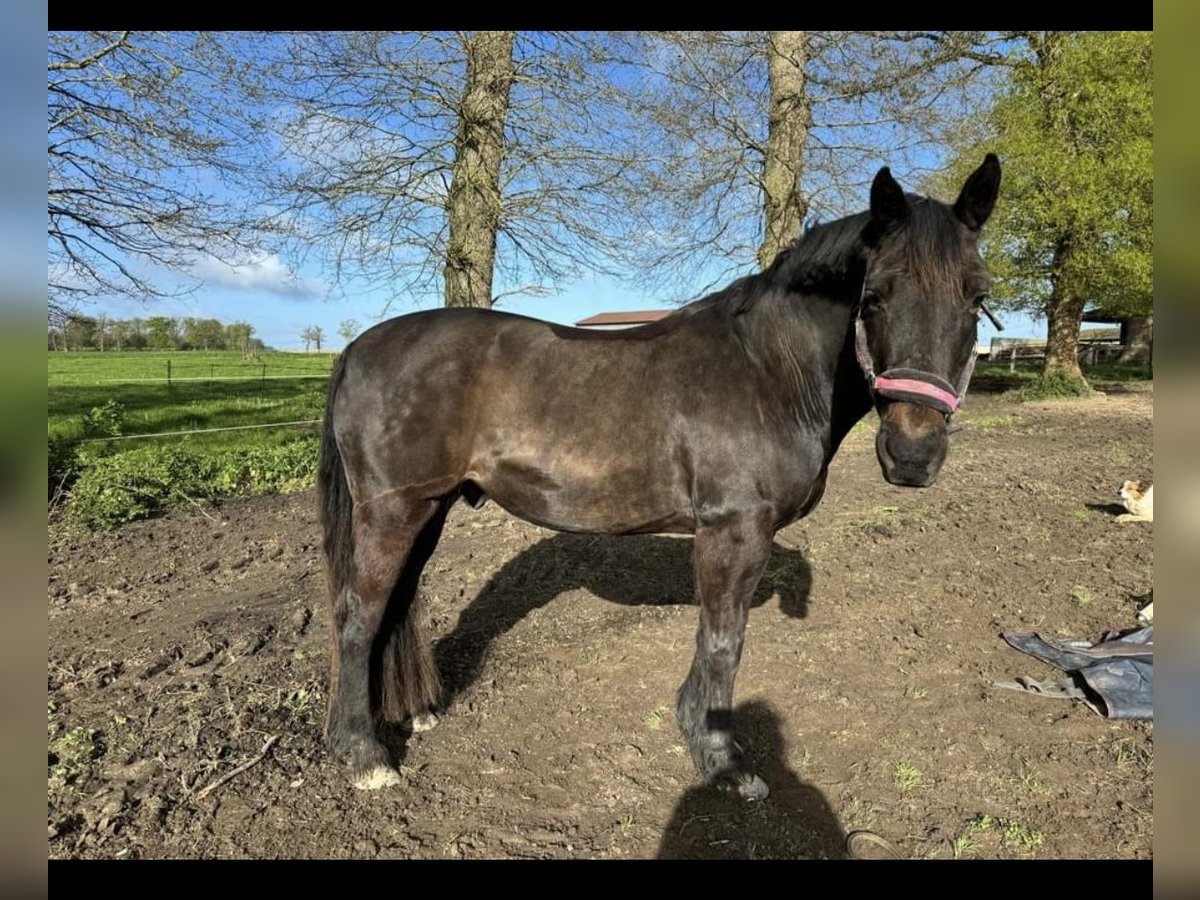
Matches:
[53,358,335,446]
[79,359,337,385]
[77,419,324,444]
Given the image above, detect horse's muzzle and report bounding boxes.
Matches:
[875,402,949,487]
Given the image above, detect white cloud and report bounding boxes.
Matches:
[189,251,324,299]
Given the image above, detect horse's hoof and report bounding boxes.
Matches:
[352,765,403,790]
[736,774,769,801]
[407,711,440,733]
[713,770,769,801]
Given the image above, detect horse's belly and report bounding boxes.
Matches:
[471,457,692,536]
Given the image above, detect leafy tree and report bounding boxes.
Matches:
[184,317,227,351]
[941,31,1152,387]
[110,319,131,351]
[63,315,97,351]
[226,321,255,357]
[146,316,179,350]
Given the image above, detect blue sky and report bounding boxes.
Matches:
[88,256,1041,351]
[59,31,1045,350]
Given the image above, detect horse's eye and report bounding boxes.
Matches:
[862,289,882,307]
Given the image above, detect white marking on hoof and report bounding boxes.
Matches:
[353,765,402,790]
[408,711,440,733]
[737,774,769,801]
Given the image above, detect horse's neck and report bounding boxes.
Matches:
[741,281,872,458]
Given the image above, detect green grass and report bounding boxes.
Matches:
[1070,586,1094,607]
[958,814,1046,857]
[1005,370,1094,401]
[973,359,1151,384]
[1107,447,1133,467]
[971,359,1151,403]
[894,761,922,793]
[48,349,335,386]
[49,351,336,528]
[49,351,332,451]
[1083,361,1153,383]
[48,726,102,792]
[958,413,1017,432]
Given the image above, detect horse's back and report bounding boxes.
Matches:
[331,307,706,530]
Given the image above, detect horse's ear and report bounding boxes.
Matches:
[870,166,908,227]
[954,153,1001,231]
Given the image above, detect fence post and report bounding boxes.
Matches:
[167,359,172,386]
[262,362,267,386]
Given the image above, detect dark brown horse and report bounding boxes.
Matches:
[318,156,1001,795]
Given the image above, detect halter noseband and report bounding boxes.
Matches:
[852,280,999,419]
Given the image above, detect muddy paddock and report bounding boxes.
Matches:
[48,390,1153,859]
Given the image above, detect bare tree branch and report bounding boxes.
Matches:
[47,31,270,322]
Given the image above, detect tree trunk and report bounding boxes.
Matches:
[758,31,811,271]
[1043,291,1086,381]
[443,31,516,309]
[1041,236,1088,385]
[1117,315,1153,365]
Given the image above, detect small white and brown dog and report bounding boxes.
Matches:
[1117,478,1153,524]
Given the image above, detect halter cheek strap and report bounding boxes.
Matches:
[853,291,984,418]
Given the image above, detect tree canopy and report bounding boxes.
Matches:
[943,31,1152,320]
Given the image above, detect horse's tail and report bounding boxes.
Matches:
[378,538,442,723]
[318,350,354,727]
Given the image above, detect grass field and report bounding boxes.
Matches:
[48,349,335,385]
[49,351,335,451]
[49,351,338,528]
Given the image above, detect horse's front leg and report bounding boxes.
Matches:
[676,508,774,800]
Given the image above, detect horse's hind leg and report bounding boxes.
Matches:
[675,509,774,800]
[326,493,446,789]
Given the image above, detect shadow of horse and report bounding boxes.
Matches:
[1086,501,1128,518]
[657,699,847,859]
[431,532,812,710]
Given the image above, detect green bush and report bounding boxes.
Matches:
[209,439,319,496]
[1008,370,1094,402]
[48,435,79,502]
[68,436,319,530]
[80,399,125,438]
[69,445,219,529]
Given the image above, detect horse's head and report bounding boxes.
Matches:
[856,154,1001,488]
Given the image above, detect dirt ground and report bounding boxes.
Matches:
[47,387,1153,860]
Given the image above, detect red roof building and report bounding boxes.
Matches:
[573,310,671,329]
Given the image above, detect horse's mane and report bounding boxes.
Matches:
[669,193,967,322]
[668,211,871,322]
